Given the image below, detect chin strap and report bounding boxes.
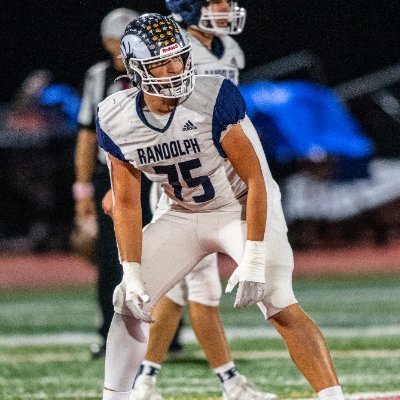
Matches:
[114,74,140,89]
[114,75,130,82]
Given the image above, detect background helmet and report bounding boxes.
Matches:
[101,8,139,39]
[165,0,246,35]
[120,13,195,98]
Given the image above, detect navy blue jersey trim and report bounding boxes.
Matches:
[212,79,246,157]
[136,91,176,133]
[96,113,128,162]
[210,37,225,59]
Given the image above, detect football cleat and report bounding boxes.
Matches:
[130,376,163,400]
[222,375,278,400]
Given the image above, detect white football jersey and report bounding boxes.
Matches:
[97,75,278,213]
[189,33,245,85]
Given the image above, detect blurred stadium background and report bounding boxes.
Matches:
[1,1,400,399]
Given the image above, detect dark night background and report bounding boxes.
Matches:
[1,0,400,250]
[1,0,399,100]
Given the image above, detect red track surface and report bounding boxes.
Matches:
[0,253,96,289]
[1,242,400,289]
[292,242,400,277]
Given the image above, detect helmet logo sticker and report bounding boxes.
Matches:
[160,43,181,54]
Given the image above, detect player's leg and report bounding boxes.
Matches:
[218,207,343,400]
[260,265,342,396]
[132,258,223,400]
[187,253,277,400]
[260,248,343,396]
[258,202,341,395]
[168,318,184,352]
[269,304,339,391]
[131,286,186,400]
[103,211,207,400]
[152,279,186,357]
[187,254,230,367]
[131,189,190,400]
[104,314,149,399]
[144,297,185,364]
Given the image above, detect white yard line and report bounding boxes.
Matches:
[0,332,98,346]
[0,352,90,362]
[2,349,400,363]
[1,324,399,347]
[216,325,400,340]
[16,391,101,399]
[200,349,400,360]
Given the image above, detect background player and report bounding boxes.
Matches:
[97,13,344,400]
[130,2,276,400]
[73,7,153,358]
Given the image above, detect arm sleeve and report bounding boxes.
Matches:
[212,78,246,157]
[96,110,128,162]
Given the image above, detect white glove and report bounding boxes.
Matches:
[121,261,154,323]
[225,240,267,308]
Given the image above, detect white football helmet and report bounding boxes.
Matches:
[166,0,246,35]
[120,13,195,98]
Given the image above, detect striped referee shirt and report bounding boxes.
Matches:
[77,60,131,164]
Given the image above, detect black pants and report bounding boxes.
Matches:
[94,163,153,341]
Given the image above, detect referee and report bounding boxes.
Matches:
[73,8,152,358]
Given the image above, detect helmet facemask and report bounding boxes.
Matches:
[198,1,246,35]
[125,43,195,98]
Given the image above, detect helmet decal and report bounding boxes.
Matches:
[122,14,187,58]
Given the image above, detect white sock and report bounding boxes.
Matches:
[213,361,239,392]
[102,389,131,400]
[134,360,161,386]
[318,386,345,400]
[104,313,150,392]
[138,360,162,376]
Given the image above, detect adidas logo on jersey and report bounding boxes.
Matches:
[182,120,197,131]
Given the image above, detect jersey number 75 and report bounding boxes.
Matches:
[154,158,215,203]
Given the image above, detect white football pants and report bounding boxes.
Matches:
[113,204,297,319]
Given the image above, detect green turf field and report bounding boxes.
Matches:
[1,276,399,400]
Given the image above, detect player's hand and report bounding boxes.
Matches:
[75,197,96,220]
[102,189,113,218]
[122,262,154,323]
[225,241,267,308]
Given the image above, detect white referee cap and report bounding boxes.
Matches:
[101,8,140,39]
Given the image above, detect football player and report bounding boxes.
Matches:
[130,2,276,400]
[98,13,344,400]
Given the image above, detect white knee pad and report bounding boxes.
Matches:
[270,286,297,309]
[258,288,298,319]
[257,263,297,319]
